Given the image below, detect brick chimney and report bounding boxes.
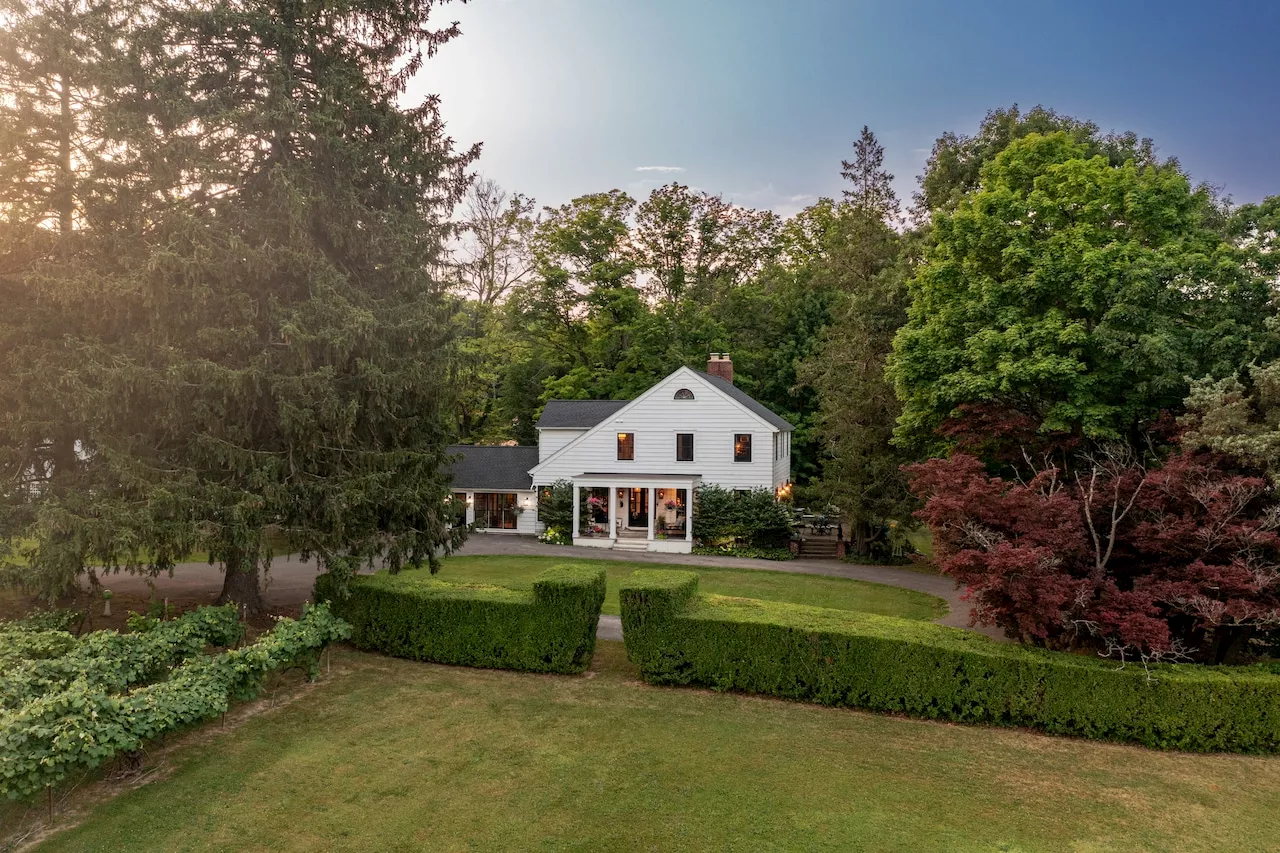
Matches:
[707,352,734,384]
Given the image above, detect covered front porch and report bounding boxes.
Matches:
[570,474,699,554]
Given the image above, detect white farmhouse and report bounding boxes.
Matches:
[447,354,792,554]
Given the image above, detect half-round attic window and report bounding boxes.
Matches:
[674,388,695,400]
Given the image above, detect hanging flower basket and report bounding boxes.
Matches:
[664,500,678,511]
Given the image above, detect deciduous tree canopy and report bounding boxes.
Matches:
[889,131,1273,455]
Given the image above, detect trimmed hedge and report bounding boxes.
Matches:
[315,565,606,674]
[619,570,1280,753]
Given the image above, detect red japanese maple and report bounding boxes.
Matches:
[910,446,1280,663]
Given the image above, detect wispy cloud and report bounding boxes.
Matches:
[634,165,686,173]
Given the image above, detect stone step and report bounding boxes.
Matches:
[798,541,840,558]
[612,539,651,552]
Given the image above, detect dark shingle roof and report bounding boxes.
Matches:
[445,445,538,491]
[536,399,629,429]
[693,370,794,431]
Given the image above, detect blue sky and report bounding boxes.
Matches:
[416,0,1280,217]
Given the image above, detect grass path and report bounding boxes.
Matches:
[431,554,947,619]
[24,642,1280,853]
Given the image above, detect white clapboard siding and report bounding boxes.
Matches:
[537,428,586,463]
[772,430,791,489]
[530,368,789,491]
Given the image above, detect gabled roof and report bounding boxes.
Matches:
[445,445,538,491]
[536,400,629,429]
[691,370,794,432]
[529,366,794,481]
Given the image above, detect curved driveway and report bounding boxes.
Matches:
[98,534,999,640]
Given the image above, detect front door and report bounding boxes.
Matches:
[627,488,648,528]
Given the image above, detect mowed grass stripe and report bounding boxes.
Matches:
[33,644,1280,853]
[428,555,947,620]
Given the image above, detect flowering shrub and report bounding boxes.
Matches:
[537,481,574,544]
[539,528,571,545]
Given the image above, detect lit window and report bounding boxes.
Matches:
[674,388,695,400]
[676,433,694,462]
[617,432,635,461]
[734,433,752,463]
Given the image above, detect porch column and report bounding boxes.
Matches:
[647,487,656,541]
[572,484,580,539]
[685,484,694,544]
[608,485,617,540]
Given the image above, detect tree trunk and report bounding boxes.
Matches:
[853,520,870,557]
[216,548,265,616]
[1210,626,1253,665]
[57,64,73,236]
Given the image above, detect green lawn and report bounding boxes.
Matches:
[28,643,1280,853]
[429,554,946,620]
[906,526,934,557]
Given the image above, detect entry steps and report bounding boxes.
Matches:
[797,538,840,559]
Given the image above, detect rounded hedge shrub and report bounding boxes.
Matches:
[620,570,1280,753]
[316,564,606,674]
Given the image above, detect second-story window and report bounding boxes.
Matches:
[676,433,694,462]
[734,433,752,463]
[617,432,635,461]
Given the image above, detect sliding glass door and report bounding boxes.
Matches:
[474,492,518,530]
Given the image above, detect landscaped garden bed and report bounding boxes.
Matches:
[0,604,349,802]
[691,544,795,561]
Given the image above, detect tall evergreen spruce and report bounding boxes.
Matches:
[0,0,163,597]
[2,0,475,611]
[800,127,916,555]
